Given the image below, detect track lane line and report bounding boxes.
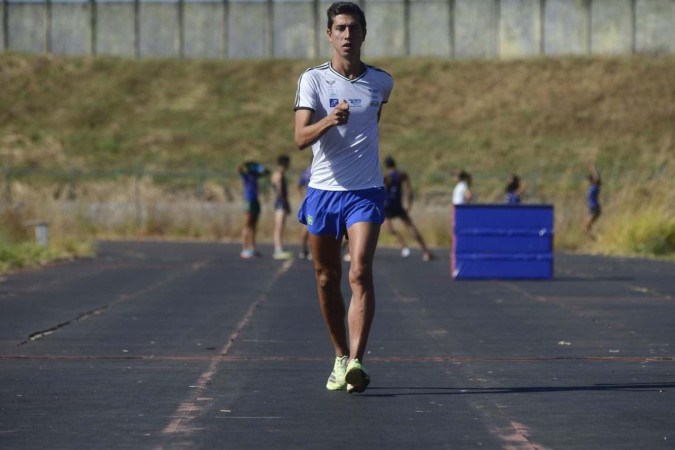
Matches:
[158,259,293,444]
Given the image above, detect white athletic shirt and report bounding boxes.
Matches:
[453,181,470,205]
[294,62,394,191]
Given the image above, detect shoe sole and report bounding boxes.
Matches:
[345,368,370,393]
[326,381,347,391]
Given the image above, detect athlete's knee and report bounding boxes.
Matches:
[315,266,341,290]
[348,263,373,289]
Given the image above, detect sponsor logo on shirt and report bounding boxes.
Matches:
[348,98,362,107]
[329,88,339,108]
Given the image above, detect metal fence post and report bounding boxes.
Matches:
[1,0,8,51]
[134,0,140,58]
[266,0,273,58]
[222,0,229,58]
[540,0,546,56]
[449,0,455,58]
[630,0,637,54]
[89,0,97,55]
[178,0,184,58]
[312,0,319,59]
[45,0,52,53]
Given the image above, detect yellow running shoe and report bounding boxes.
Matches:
[326,355,348,391]
[345,359,370,393]
[273,250,293,260]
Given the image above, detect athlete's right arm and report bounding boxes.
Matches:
[294,100,350,150]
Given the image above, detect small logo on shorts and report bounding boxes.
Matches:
[307,214,314,225]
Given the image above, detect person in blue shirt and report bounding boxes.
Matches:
[238,161,270,259]
[585,163,602,234]
[382,156,434,261]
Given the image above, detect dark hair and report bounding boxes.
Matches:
[327,2,366,32]
[384,156,396,168]
[457,170,470,182]
[506,174,520,193]
[277,155,290,166]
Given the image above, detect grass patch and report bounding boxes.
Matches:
[1,53,674,266]
[0,229,96,272]
[593,207,675,258]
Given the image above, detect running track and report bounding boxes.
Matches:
[1,240,673,449]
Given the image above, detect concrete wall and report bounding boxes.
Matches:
[96,1,136,57]
[591,0,633,55]
[184,1,224,58]
[7,2,47,53]
[636,0,674,53]
[1,1,5,50]
[52,1,92,55]
[3,0,674,59]
[139,1,180,57]
[500,0,542,58]
[455,0,499,59]
[544,0,590,55]
[273,0,315,59]
[227,1,266,58]
[408,0,451,57]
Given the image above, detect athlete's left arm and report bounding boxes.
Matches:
[271,170,281,193]
[377,104,385,123]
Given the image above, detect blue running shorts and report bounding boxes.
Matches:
[298,187,386,239]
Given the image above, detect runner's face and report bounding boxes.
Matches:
[327,14,365,58]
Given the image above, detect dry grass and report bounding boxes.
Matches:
[1,53,674,266]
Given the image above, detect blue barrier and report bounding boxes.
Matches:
[452,204,554,280]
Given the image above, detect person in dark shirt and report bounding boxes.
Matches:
[382,156,434,261]
[272,155,293,260]
[505,174,523,204]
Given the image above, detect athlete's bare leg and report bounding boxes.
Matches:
[300,226,310,256]
[310,233,349,358]
[384,218,407,249]
[242,212,258,250]
[345,221,381,361]
[401,216,433,258]
[273,209,287,251]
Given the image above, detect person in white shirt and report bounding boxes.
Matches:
[452,170,472,205]
[294,1,393,394]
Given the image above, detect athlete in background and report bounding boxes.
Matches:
[297,165,312,260]
[238,161,270,259]
[382,156,434,261]
[271,155,293,260]
[585,163,602,235]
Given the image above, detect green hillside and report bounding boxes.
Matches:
[1,53,674,267]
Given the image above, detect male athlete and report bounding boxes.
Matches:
[294,1,393,393]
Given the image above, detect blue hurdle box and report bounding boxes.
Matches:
[451,204,554,280]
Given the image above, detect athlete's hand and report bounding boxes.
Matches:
[329,99,350,126]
